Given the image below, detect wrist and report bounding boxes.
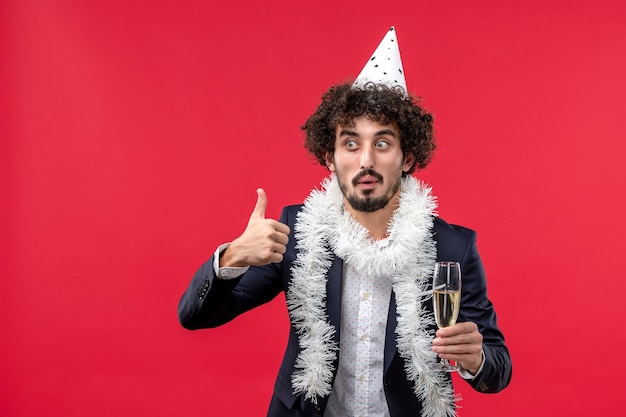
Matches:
[461,349,485,376]
[219,242,247,268]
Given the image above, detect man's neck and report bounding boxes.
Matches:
[344,199,399,241]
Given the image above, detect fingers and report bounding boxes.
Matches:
[435,322,478,338]
[432,321,483,363]
[265,217,290,264]
[433,338,484,373]
[270,228,290,245]
[273,221,291,238]
[433,334,483,352]
[251,228,289,264]
[250,188,268,219]
[432,322,482,348]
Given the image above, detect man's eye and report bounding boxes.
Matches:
[346,140,357,149]
[375,141,390,149]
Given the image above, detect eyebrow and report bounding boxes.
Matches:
[338,128,398,138]
[338,129,358,138]
[375,129,398,137]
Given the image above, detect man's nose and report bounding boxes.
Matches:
[360,147,374,169]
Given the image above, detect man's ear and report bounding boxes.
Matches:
[325,152,335,172]
[402,153,416,173]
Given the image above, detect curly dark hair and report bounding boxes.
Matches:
[302,82,435,175]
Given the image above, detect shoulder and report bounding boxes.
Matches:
[433,216,476,239]
[433,216,478,261]
[283,204,304,213]
[279,204,304,226]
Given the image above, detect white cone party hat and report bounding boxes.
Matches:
[352,26,407,94]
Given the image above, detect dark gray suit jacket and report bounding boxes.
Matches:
[178,205,512,416]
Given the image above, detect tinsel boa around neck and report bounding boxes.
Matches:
[285,174,459,417]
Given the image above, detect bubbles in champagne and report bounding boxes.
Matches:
[433,290,460,328]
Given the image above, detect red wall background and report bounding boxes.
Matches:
[2,1,625,416]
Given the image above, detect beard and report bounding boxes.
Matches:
[338,168,401,213]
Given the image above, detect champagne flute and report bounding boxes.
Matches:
[432,261,462,372]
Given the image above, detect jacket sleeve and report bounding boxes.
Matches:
[435,218,512,393]
[177,207,297,330]
[456,227,512,393]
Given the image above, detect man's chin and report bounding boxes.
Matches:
[347,195,390,212]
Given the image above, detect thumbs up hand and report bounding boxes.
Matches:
[220,188,291,267]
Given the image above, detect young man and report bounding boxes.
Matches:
[178,27,511,417]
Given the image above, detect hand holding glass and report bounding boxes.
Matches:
[433,261,462,372]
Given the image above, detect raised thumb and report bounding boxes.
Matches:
[250,188,267,219]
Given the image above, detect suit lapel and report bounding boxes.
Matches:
[384,291,398,372]
[326,254,343,344]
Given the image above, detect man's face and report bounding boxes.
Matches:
[326,116,414,213]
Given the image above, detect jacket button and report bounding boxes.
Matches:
[314,406,321,414]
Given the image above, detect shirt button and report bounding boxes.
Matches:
[362,292,370,300]
[360,334,368,341]
[359,374,366,381]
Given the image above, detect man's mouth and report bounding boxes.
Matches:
[356,176,379,187]
[352,170,383,187]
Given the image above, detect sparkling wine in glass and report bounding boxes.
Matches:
[433,261,462,372]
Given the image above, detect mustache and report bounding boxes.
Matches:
[352,169,384,186]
